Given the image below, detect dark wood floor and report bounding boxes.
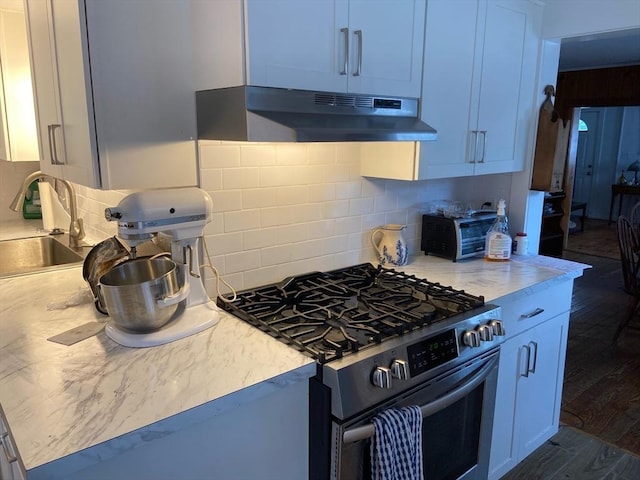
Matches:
[502,249,640,479]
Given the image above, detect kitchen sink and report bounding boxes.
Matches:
[0,235,85,278]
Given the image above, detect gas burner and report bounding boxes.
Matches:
[217,263,484,363]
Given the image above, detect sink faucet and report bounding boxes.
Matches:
[9,171,86,249]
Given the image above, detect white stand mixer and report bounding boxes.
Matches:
[103,188,219,347]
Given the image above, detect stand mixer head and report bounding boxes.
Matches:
[102,188,219,347]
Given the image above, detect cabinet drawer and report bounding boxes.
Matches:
[497,280,573,337]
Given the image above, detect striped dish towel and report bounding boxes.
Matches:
[371,405,424,480]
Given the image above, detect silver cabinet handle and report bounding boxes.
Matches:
[478,130,487,163]
[528,341,538,374]
[0,432,18,464]
[47,124,63,165]
[520,307,544,319]
[340,28,349,75]
[521,344,531,377]
[469,130,478,163]
[353,30,362,77]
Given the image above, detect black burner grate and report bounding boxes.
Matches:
[217,263,484,363]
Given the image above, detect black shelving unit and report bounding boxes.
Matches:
[540,192,566,257]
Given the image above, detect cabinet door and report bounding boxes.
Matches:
[45,0,98,187]
[488,332,520,480]
[24,0,64,179]
[489,312,569,480]
[0,8,39,162]
[347,0,425,97]
[417,0,540,180]
[246,0,349,92]
[473,0,541,175]
[514,313,568,459]
[246,0,424,98]
[84,0,198,189]
[416,0,479,179]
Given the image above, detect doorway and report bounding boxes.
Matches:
[571,107,623,221]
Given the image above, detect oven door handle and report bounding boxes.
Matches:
[342,355,498,444]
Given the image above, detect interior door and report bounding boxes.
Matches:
[573,108,623,220]
[573,109,604,211]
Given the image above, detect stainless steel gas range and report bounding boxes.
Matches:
[217,263,505,480]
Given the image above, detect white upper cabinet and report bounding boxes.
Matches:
[25,0,198,190]
[420,0,542,179]
[197,0,426,98]
[361,0,542,180]
[0,5,39,162]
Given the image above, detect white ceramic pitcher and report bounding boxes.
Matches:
[371,224,409,267]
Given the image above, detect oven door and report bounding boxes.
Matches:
[331,348,499,480]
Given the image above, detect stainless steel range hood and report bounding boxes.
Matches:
[195,86,437,142]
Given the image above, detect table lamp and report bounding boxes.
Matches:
[627,161,640,185]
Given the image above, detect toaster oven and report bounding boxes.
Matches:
[421,213,497,261]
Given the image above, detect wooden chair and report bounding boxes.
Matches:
[630,201,640,234]
[615,216,640,340]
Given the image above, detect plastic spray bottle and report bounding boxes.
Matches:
[485,199,511,261]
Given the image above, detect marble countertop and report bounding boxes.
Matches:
[0,252,588,475]
[0,218,46,241]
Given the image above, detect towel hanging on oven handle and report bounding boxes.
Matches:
[342,354,498,444]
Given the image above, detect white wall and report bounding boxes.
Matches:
[543,0,640,39]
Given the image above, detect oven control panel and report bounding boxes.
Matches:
[406,329,459,377]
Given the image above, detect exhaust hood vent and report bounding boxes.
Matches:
[196,86,438,143]
[314,93,375,109]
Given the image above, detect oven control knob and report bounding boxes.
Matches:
[462,330,481,348]
[478,324,494,341]
[371,366,393,389]
[489,320,506,336]
[390,359,409,380]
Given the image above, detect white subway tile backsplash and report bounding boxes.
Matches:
[308,143,337,165]
[322,200,350,219]
[335,181,363,199]
[261,203,323,227]
[348,197,375,216]
[374,193,398,213]
[242,188,278,209]
[302,220,336,239]
[210,190,242,212]
[240,143,276,166]
[205,232,243,255]
[35,141,511,300]
[322,163,356,183]
[335,217,362,235]
[307,184,336,202]
[260,244,293,266]
[276,185,308,206]
[224,249,261,274]
[275,144,309,165]
[200,168,223,191]
[200,142,241,168]
[243,227,281,250]
[222,167,260,189]
[224,209,261,232]
[362,213,387,231]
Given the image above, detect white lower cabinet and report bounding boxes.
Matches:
[489,284,572,480]
[0,405,26,480]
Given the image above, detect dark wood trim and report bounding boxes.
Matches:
[556,65,640,121]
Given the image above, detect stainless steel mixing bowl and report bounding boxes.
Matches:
[99,257,183,332]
